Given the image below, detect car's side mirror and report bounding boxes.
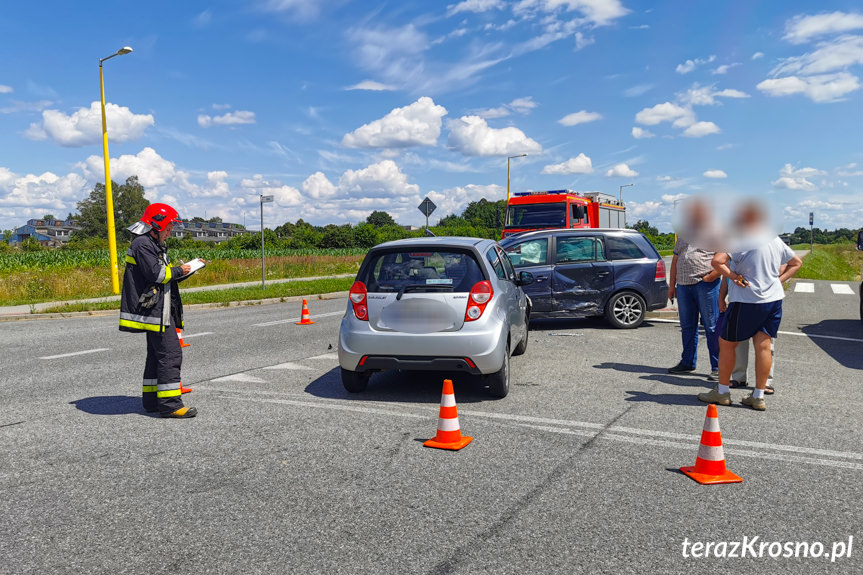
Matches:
[517,271,535,286]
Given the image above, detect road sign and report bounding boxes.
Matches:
[261,195,274,203]
[809,212,813,226]
[418,197,436,217]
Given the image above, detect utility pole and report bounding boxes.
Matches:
[619,183,634,204]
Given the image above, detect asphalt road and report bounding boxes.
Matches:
[1,278,861,574]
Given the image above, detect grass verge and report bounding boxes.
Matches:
[39,277,354,313]
[796,244,862,282]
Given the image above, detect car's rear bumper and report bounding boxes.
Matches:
[338,314,507,375]
[353,355,483,375]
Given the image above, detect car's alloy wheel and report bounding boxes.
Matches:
[341,368,371,393]
[606,291,646,329]
[487,345,510,398]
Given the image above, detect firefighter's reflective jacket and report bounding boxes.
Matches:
[119,233,186,333]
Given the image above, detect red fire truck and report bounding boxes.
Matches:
[502,190,626,238]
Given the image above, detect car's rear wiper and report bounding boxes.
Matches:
[396,284,453,300]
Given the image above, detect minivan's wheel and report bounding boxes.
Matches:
[341,368,371,393]
[606,291,646,329]
[512,312,529,356]
[486,345,510,398]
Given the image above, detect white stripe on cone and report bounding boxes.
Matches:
[441,394,456,407]
[703,418,721,432]
[437,417,461,432]
[696,444,725,461]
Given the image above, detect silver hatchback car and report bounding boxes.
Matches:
[338,237,534,398]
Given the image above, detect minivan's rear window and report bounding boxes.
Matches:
[361,249,485,293]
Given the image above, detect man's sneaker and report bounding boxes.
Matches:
[668,362,696,374]
[697,386,731,406]
[707,370,719,382]
[162,406,198,418]
[741,393,766,411]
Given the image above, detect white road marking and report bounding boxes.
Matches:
[182,332,214,339]
[307,352,339,361]
[210,373,267,383]
[39,348,109,360]
[208,393,863,471]
[649,319,863,343]
[253,310,343,327]
[794,282,814,293]
[831,283,855,295]
[263,362,313,371]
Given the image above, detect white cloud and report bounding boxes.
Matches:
[682,121,721,137]
[752,52,765,60]
[447,0,504,16]
[240,174,304,207]
[678,84,750,106]
[192,9,212,28]
[0,168,88,213]
[337,160,420,199]
[259,0,326,21]
[475,97,537,119]
[712,63,741,75]
[661,193,689,203]
[427,184,505,218]
[575,32,595,50]
[541,153,593,175]
[756,72,861,102]
[198,110,256,127]
[342,97,448,149]
[626,200,663,220]
[771,163,826,191]
[624,83,653,97]
[344,80,397,91]
[558,110,602,126]
[348,24,429,90]
[302,172,338,199]
[0,85,12,94]
[771,35,863,77]
[634,102,693,126]
[78,147,177,192]
[675,55,716,74]
[447,115,542,156]
[514,0,629,26]
[605,163,638,178]
[783,11,863,44]
[703,169,727,179]
[24,102,154,147]
[631,126,654,139]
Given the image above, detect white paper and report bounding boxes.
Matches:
[183,258,206,277]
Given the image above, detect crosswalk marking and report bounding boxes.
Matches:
[794,282,814,293]
[40,348,109,360]
[263,362,313,370]
[831,283,855,295]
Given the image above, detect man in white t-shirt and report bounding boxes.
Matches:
[698,203,802,411]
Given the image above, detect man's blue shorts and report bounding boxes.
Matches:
[721,301,783,341]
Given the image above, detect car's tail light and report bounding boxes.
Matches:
[349,281,368,321]
[465,281,493,322]
[655,259,666,281]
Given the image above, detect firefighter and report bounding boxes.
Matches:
[120,203,198,418]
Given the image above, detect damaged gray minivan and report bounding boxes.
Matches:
[500,228,668,329]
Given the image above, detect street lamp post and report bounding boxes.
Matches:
[619,183,634,204]
[260,195,274,289]
[99,46,133,295]
[507,154,528,202]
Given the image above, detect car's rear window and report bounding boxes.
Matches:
[360,249,485,293]
[606,236,647,260]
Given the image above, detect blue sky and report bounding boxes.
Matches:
[1,0,862,233]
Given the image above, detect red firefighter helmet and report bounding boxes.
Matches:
[140,203,181,231]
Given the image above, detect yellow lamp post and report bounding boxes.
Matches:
[506,154,527,201]
[99,46,133,294]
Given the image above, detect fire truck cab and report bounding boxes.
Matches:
[503,190,626,238]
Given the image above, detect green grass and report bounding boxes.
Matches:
[39,277,354,313]
[796,244,862,282]
[790,243,811,251]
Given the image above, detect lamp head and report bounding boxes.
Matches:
[117,46,133,55]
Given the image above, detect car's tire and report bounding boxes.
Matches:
[512,312,529,356]
[486,344,511,398]
[341,368,371,393]
[605,291,646,329]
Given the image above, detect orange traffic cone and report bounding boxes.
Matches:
[177,328,190,348]
[180,383,193,394]
[296,299,315,325]
[424,379,473,450]
[680,404,742,484]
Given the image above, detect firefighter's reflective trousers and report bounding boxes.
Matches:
[142,314,184,415]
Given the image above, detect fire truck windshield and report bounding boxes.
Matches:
[505,203,566,228]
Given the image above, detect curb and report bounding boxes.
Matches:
[0,291,349,322]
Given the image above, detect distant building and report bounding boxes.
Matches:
[2,218,249,247]
[6,219,81,247]
[173,221,250,244]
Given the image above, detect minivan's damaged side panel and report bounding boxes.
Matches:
[550,261,614,316]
